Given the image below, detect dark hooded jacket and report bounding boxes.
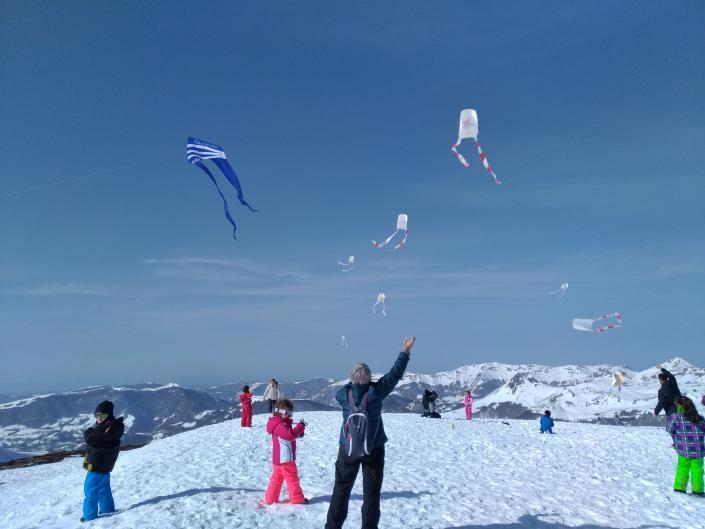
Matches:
[83,416,125,473]
[336,352,410,449]
[654,368,681,416]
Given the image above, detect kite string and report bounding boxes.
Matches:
[0,153,171,200]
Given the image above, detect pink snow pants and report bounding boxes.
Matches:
[465,404,472,420]
[265,462,306,504]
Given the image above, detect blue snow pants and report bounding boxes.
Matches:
[83,471,115,520]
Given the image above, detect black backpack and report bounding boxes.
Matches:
[343,388,371,460]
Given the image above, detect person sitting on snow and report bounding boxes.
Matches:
[421,390,431,417]
[427,390,441,418]
[540,410,555,434]
[81,400,125,523]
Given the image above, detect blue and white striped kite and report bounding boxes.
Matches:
[186,137,258,239]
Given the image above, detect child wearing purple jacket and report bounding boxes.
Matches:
[667,396,705,496]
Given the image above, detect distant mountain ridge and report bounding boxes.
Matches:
[205,357,704,423]
[1,357,702,460]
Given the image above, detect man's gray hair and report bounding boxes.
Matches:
[350,363,372,385]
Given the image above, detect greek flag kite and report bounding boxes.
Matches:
[186,137,258,239]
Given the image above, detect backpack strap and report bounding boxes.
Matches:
[348,387,370,412]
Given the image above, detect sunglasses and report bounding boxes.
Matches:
[94,413,108,420]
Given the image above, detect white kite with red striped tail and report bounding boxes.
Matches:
[372,214,408,251]
[572,313,622,333]
[451,109,501,185]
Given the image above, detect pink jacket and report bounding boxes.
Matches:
[464,394,473,407]
[267,415,305,465]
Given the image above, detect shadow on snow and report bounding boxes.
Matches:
[443,514,678,529]
[125,486,258,511]
[307,489,431,505]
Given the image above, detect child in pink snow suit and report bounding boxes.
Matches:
[240,386,253,427]
[464,390,473,420]
[265,399,308,505]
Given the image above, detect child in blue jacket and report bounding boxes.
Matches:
[540,410,555,434]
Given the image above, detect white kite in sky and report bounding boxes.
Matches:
[572,312,622,333]
[612,371,625,390]
[341,335,349,348]
[337,255,355,272]
[451,109,501,185]
[549,283,569,298]
[372,214,408,251]
[373,293,387,316]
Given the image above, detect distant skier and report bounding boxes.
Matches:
[540,410,555,434]
[464,390,473,421]
[240,386,253,427]
[81,400,125,522]
[264,399,308,505]
[654,364,681,416]
[667,396,704,496]
[263,379,280,414]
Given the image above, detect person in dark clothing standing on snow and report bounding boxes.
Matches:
[654,364,682,416]
[81,400,125,523]
[325,336,416,529]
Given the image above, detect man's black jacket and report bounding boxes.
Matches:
[654,368,681,416]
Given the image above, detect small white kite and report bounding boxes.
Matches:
[612,371,625,390]
[572,312,622,333]
[549,283,569,298]
[337,255,355,272]
[372,214,408,251]
[341,335,349,348]
[612,371,625,400]
[373,293,387,316]
[451,109,501,185]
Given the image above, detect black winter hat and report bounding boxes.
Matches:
[95,400,114,416]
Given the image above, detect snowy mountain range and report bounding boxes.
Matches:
[1,357,702,460]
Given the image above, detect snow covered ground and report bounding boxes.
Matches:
[0,410,701,529]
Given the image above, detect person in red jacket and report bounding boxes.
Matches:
[264,399,308,505]
[239,386,253,427]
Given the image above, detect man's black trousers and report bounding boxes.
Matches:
[325,445,385,529]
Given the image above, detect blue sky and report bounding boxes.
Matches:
[1,1,704,394]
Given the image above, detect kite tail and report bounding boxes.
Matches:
[474,139,501,185]
[206,172,238,240]
[451,140,470,167]
[372,230,399,249]
[193,161,238,239]
[212,158,259,212]
[391,230,408,251]
[594,312,622,333]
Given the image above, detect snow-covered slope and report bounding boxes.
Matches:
[0,411,700,529]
